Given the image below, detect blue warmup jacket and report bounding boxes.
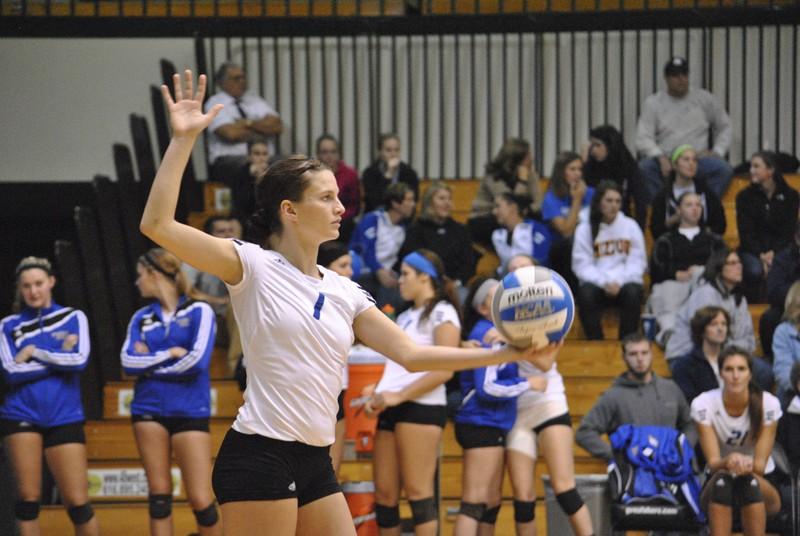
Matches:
[0,303,90,427]
[609,424,704,522]
[455,319,529,430]
[120,297,216,418]
[349,209,405,274]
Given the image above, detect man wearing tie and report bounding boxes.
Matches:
[205,62,283,185]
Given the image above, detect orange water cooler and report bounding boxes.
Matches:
[343,481,378,536]
[345,345,386,452]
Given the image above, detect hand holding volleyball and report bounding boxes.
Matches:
[491,266,575,349]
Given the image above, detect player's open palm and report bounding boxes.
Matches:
[161,69,223,138]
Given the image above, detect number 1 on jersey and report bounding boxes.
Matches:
[313,293,325,320]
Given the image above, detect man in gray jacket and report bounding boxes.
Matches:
[576,334,696,461]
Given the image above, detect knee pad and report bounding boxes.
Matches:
[513,499,536,523]
[193,502,219,527]
[556,488,585,516]
[734,475,763,506]
[148,494,173,520]
[67,503,94,525]
[409,497,438,526]
[481,504,501,524]
[374,503,400,528]
[459,501,486,521]
[710,473,734,506]
[14,500,40,521]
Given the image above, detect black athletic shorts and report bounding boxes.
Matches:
[533,412,572,434]
[212,429,341,506]
[336,390,346,422]
[0,419,85,448]
[377,401,447,431]
[131,414,210,435]
[455,422,506,449]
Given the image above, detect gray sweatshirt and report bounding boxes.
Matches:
[575,373,696,461]
[635,88,732,158]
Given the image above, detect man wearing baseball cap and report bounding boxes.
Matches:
[636,56,733,203]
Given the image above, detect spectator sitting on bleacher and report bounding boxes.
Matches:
[636,56,733,202]
[397,181,475,289]
[582,124,648,229]
[350,182,415,308]
[230,137,269,225]
[771,281,800,402]
[672,306,732,404]
[316,134,360,243]
[576,333,695,462]
[759,222,800,360]
[361,132,419,213]
[776,361,800,469]
[468,138,542,250]
[541,151,594,291]
[205,62,282,185]
[649,145,726,241]
[572,181,646,340]
[665,248,756,361]
[736,151,800,301]
[648,192,725,347]
[491,192,552,270]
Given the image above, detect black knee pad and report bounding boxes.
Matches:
[409,497,438,525]
[481,504,501,524]
[734,475,763,506]
[556,488,585,516]
[14,500,40,521]
[374,503,400,528]
[148,494,173,519]
[459,501,486,521]
[193,502,219,527]
[67,503,94,525]
[710,473,734,506]
[513,499,536,523]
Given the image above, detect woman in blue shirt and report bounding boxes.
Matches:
[0,256,98,535]
[121,248,220,536]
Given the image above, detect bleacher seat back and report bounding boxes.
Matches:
[129,114,157,193]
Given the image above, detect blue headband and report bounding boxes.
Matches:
[403,252,439,279]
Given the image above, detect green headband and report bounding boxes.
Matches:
[671,144,694,165]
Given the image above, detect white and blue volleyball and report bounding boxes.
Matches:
[491,266,574,348]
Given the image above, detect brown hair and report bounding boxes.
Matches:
[138,248,203,301]
[548,151,582,198]
[485,138,531,187]
[718,346,763,441]
[690,306,730,347]
[404,249,461,326]
[248,155,327,245]
[620,332,650,356]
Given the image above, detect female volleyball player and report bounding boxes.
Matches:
[0,257,98,536]
[364,249,458,536]
[693,347,782,536]
[121,248,220,535]
[141,70,559,536]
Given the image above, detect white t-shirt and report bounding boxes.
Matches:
[515,360,566,410]
[691,388,782,473]
[226,241,374,446]
[205,91,279,163]
[375,301,460,406]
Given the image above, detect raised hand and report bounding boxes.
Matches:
[161,69,223,139]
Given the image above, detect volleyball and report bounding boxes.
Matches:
[491,266,575,348]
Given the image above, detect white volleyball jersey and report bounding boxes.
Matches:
[375,301,460,406]
[691,388,782,473]
[515,360,567,410]
[227,241,375,446]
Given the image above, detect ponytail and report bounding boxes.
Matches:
[404,249,462,326]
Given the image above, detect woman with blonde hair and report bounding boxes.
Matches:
[0,256,99,536]
[398,181,475,287]
[771,280,800,400]
[121,248,220,536]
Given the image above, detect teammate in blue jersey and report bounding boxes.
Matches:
[121,248,220,536]
[0,256,98,536]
